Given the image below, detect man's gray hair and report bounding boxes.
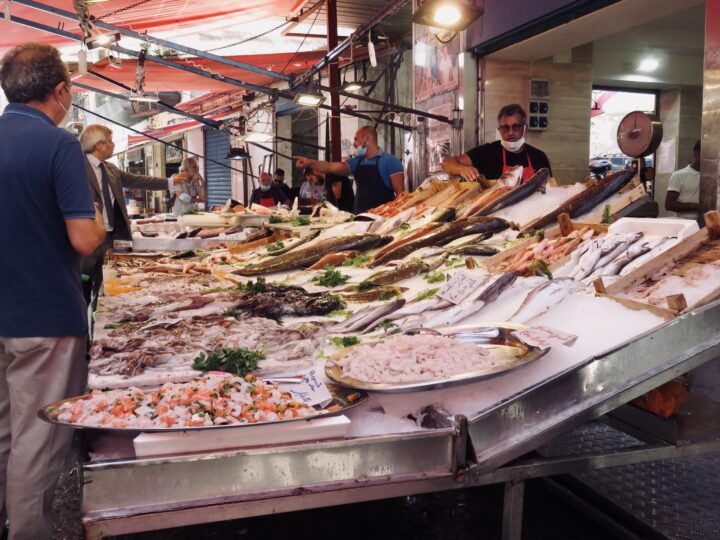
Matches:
[0,43,70,104]
[80,124,113,154]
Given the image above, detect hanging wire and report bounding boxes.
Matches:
[204,19,295,53]
[279,2,323,76]
[94,0,154,20]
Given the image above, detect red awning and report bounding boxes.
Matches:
[72,50,327,92]
[0,0,309,53]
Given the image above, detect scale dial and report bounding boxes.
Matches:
[616,111,663,158]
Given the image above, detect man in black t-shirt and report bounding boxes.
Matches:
[442,104,551,184]
[315,170,355,212]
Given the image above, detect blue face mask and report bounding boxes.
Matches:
[260,183,272,192]
[356,145,367,158]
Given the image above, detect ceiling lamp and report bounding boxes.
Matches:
[84,30,121,50]
[412,0,484,32]
[637,59,660,73]
[242,131,274,143]
[342,81,372,92]
[294,91,325,108]
[226,140,250,160]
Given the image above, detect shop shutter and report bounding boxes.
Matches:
[203,126,232,206]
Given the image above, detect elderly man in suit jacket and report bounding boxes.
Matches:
[79,123,187,306]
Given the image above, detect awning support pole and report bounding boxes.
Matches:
[326,0,342,161]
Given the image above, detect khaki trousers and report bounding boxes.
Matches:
[0,336,86,540]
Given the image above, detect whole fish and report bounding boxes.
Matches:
[340,286,406,303]
[428,207,457,223]
[510,278,585,323]
[602,242,652,276]
[266,230,321,256]
[330,299,406,333]
[370,217,509,268]
[360,254,447,287]
[308,250,359,270]
[500,165,524,187]
[619,237,673,276]
[372,222,443,261]
[234,233,383,276]
[523,169,635,232]
[571,240,602,280]
[447,245,500,257]
[385,297,453,320]
[474,168,550,216]
[421,272,517,327]
[586,233,643,279]
[458,185,513,219]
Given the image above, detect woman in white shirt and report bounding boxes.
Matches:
[172,157,206,216]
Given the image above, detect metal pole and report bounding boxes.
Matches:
[451,108,462,156]
[414,117,428,190]
[699,0,720,218]
[326,0,342,161]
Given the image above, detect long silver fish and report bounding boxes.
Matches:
[618,237,673,276]
[602,242,652,276]
[330,299,406,333]
[385,297,453,320]
[586,233,643,279]
[571,240,602,280]
[510,278,585,323]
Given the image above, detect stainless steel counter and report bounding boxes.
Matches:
[81,299,720,539]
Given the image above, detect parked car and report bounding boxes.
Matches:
[608,156,631,171]
[589,157,612,176]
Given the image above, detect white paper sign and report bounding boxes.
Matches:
[289,370,333,406]
[220,232,247,241]
[512,325,578,350]
[437,272,482,304]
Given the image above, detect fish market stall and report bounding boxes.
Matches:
[50,171,720,538]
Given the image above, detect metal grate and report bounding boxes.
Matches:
[540,423,720,540]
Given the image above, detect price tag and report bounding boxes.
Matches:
[289,370,333,406]
[437,272,482,304]
[512,325,578,350]
[221,232,247,241]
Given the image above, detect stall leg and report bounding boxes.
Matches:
[501,480,525,540]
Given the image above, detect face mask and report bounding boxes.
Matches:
[260,184,272,192]
[500,137,525,153]
[355,145,367,158]
[55,96,72,127]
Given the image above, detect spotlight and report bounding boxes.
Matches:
[341,81,371,93]
[129,92,160,103]
[84,30,121,50]
[226,146,250,160]
[294,92,325,107]
[412,0,484,32]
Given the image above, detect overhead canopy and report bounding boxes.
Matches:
[72,50,327,93]
[0,0,308,53]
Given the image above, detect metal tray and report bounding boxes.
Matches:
[325,323,548,393]
[38,384,367,433]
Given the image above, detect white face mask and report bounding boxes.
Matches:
[500,136,525,153]
[55,96,72,127]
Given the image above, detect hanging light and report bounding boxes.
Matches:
[412,0,484,32]
[241,131,274,143]
[226,136,250,160]
[294,77,325,108]
[129,92,160,103]
[84,30,120,50]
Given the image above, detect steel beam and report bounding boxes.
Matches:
[326,0,342,161]
[699,0,720,217]
[12,0,292,82]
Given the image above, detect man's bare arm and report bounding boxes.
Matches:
[294,156,351,176]
[65,204,106,256]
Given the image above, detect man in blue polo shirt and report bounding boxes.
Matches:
[0,43,106,539]
[294,125,405,213]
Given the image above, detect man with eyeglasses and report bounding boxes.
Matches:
[79,124,188,306]
[442,103,552,185]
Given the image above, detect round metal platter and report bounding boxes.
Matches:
[325,323,548,393]
[37,384,367,433]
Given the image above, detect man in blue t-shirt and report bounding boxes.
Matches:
[0,43,105,540]
[294,126,405,214]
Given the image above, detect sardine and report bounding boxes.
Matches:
[602,242,652,276]
[619,237,673,276]
[474,168,550,216]
[234,233,383,276]
[586,233,643,279]
[571,241,602,280]
[330,299,406,333]
[266,230,321,256]
[370,217,509,268]
[523,169,635,232]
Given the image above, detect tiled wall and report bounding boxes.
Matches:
[481,46,593,185]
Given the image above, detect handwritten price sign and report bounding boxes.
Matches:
[290,370,333,406]
[512,325,578,350]
[437,272,482,304]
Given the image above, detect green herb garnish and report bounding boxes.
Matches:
[415,288,439,301]
[399,223,411,230]
[535,230,545,241]
[269,214,288,224]
[292,216,312,226]
[372,319,398,332]
[379,289,400,301]
[182,209,201,216]
[342,253,371,267]
[601,204,613,224]
[266,240,285,252]
[236,277,267,293]
[356,281,376,291]
[331,336,360,347]
[327,309,353,317]
[222,309,238,317]
[312,266,349,288]
[103,322,126,330]
[529,259,553,280]
[202,286,232,294]
[192,347,265,377]
[425,271,446,283]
